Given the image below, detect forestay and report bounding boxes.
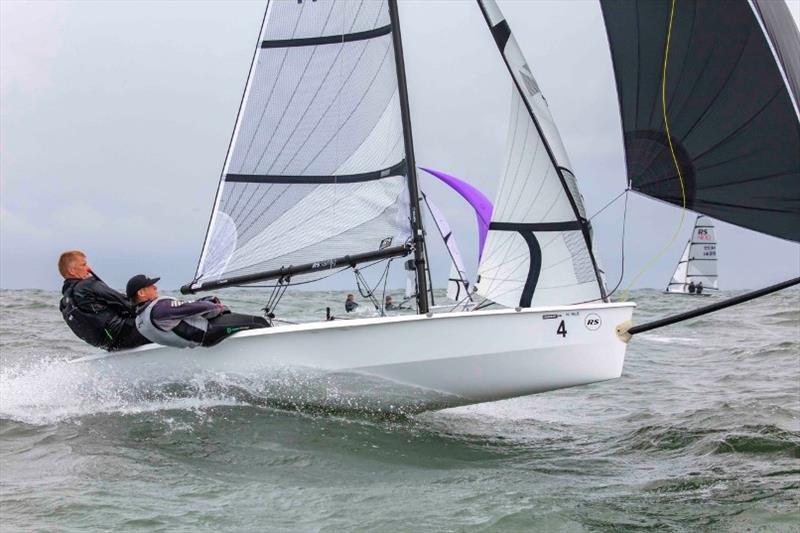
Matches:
[600,0,800,242]
[473,0,607,309]
[666,215,719,293]
[192,0,412,286]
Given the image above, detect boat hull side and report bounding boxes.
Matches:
[73,302,635,409]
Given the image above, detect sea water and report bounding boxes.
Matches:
[1,288,798,532]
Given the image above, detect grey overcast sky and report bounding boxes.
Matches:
[2,0,799,292]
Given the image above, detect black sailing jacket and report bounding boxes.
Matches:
[60,275,138,350]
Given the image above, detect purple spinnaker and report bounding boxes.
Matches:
[420,167,493,258]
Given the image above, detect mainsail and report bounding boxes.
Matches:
[185,0,428,307]
[600,0,800,242]
[666,215,719,294]
[473,0,608,308]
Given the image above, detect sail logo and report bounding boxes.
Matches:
[519,65,541,97]
[585,314,602,331]
[697,229,712,240]
[311,259,336,270]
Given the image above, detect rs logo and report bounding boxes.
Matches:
[585,314,602,331]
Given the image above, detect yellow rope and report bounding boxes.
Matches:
[620,0,687,301]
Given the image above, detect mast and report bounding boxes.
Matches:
[388,0,429,314]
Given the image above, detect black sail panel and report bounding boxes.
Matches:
[600,0,800,242]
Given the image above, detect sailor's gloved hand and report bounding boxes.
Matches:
[199,295,222,305]
[202,302,226,319]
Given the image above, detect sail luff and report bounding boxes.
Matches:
[388,0,429,314]
[192,2,271,284]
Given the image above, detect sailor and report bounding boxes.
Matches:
[345,293,359,313]
[384,295,397,311]
[128,274,269,348]
[696,281,704,295]
[688,281,696,294]
[58,250,151,351]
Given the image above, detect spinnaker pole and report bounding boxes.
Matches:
[619,277,800,339]
[388,0,430,314]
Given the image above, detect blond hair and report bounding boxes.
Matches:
[58,250,86,278]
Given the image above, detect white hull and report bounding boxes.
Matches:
[73,302,635,411]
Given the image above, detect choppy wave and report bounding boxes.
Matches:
[1,288,798,531]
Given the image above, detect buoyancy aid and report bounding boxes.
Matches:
[60,277,129,349]
[135,297,208,348]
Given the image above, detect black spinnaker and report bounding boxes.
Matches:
[600,0,800,242]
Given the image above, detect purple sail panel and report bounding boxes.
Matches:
[420,168,493,258]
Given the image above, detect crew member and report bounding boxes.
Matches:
[128,274,269,348]
[345,294,359,313]
[58,250,150,351]
[688,281,696,294]
[696,281,704,295]
[384,295,397,311]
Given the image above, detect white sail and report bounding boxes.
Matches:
[666,215,718,293]
[421,193,471,302]
[473,0,607,309]
[193,0,412,284]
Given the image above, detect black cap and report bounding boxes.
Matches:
[126,274,160,300]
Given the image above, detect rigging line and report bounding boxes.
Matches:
[353,268,381,309]
[589,188,628,221]
[621,0,687,302]
[605,189,630,299]
[379,258,394,314]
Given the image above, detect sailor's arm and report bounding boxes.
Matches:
[151,299,223,324]
[76,278,134,316]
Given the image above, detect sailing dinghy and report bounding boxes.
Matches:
[665,216,718,295]
[72,0,634,411]
[73,0,800,412]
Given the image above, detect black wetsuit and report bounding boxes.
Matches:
[203,312,271,347]
[60,275,151,351]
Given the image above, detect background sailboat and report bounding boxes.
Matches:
[665,215,718,295]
